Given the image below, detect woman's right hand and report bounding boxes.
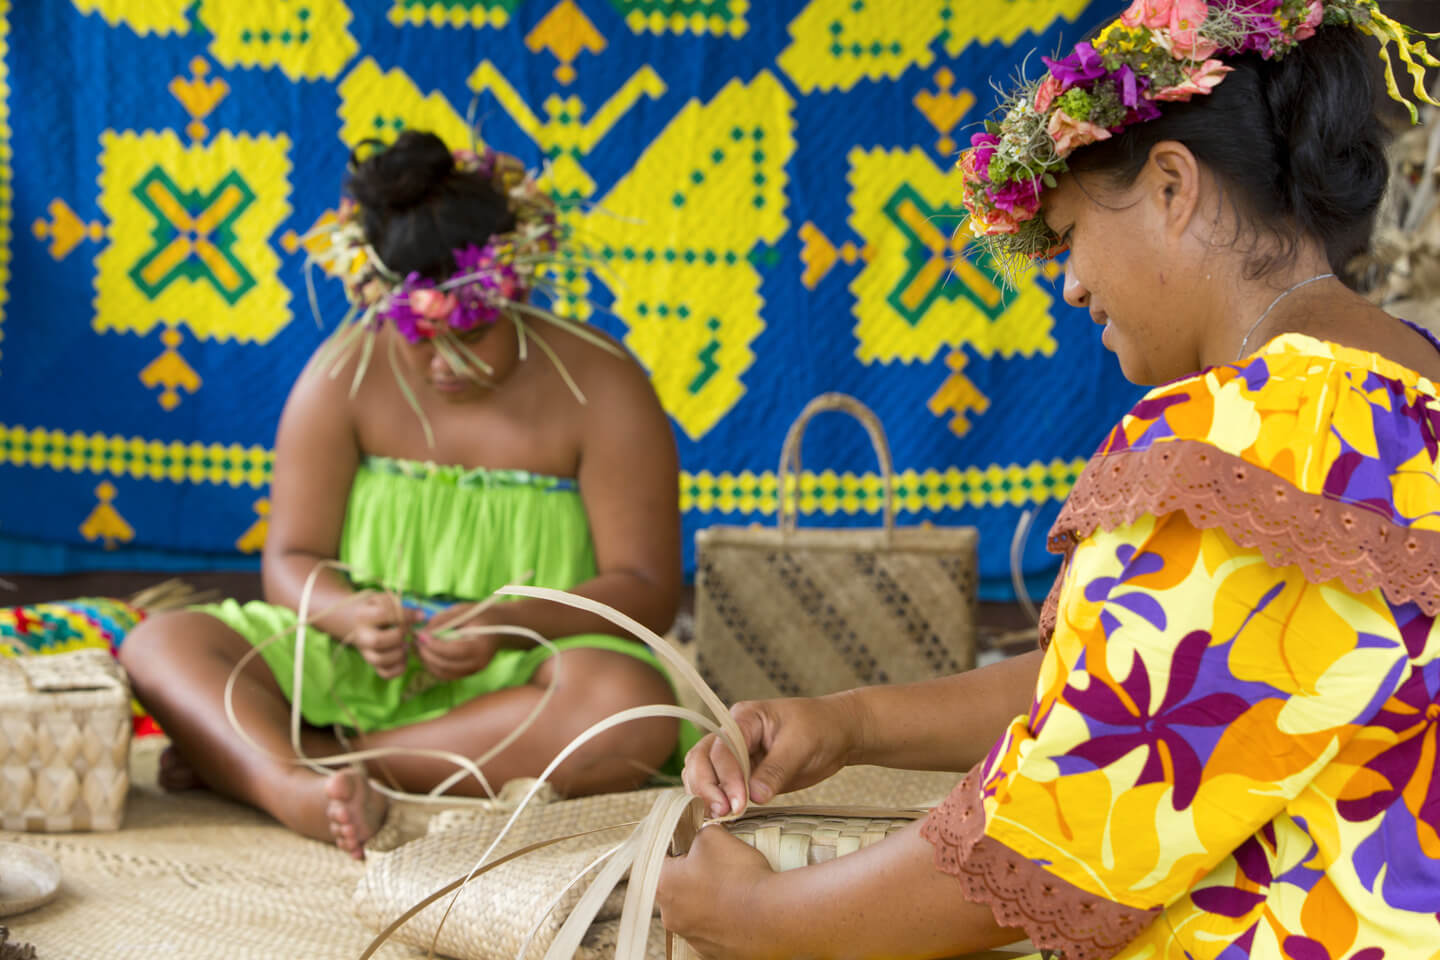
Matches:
[339,592,424,680]
[682,692,868,818]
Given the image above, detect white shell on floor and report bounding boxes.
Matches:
[0,842,61,916]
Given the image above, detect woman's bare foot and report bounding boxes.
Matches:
[324,767,388,860]
[157,745,205,792]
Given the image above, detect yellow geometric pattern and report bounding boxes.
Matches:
[0,0,10,377]
[236,498,270,553]
[80,481,133,549]
[848,147,1057,365]
[138,328,202,411]
[466,60,667,200]
[70,0,190,36]
[32,199,105,262]
[0,424,271,488]
[778,0,1091,93]
[680,458,1086,515]
[93,130,294,344]
[582,70,795,441]
[71,1,359,81]
[526,1,607,86]
[337,58,478,153]
[200,0,359,82]
[928,349,991,437]
[170,57,230,142]
[912,67,974,157]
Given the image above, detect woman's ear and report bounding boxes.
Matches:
[1146,140,1203,243]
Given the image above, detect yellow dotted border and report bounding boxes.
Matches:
[623,7,747,38]
[0,424,271,489]
[386,1,512,30]
[0,422,1082,514]
[681,459,1085,515]
[0,1,12,374]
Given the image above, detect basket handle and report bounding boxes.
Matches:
[776,392,895,538]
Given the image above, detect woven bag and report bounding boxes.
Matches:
[694,392,979,702]
[0,649,131,832]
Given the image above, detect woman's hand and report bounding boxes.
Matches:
[414,604,503,680]
[657,826,779,960]
[683,693,868,818]
[342,592,423,679]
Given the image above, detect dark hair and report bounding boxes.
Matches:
[1067,26,1389,282]
[345,130,517,279]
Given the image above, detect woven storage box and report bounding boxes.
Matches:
[694,393,979,702]
[0,649,131,832]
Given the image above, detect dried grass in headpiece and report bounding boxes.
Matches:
[304,142,621,446]
[960,0,1440,281]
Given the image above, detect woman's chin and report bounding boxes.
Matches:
[426,377,489,399]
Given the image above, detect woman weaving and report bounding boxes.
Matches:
[121,132,687,859]
[660,1,1440,956]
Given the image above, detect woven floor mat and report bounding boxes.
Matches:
[1,737,425,960]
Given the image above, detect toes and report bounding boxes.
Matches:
[327,798,352,827]
[324,771,355,803]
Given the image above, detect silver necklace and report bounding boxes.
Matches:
[1236,272,1336,360]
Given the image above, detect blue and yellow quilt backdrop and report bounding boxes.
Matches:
[0,0,1140,599]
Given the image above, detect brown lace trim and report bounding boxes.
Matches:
[1036,550,1069,652]
[1050,440,1440,617]
[920,768,1159,960]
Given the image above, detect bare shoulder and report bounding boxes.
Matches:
[545,322,666,421]
[276,338,366,445]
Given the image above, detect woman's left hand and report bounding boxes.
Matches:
[657,825,779,960]
[414,604,503,680]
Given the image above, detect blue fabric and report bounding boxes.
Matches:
[0,0,1139,599]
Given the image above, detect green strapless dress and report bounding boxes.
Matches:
[196,456,694,769]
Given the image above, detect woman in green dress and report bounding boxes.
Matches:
[121,131,686,859]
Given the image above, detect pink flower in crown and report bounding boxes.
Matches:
[1034,74,1065,113]
[1166,0,1218,60]
[1151,59,1234,101]
[409,288,459,321]
[1293,0,1324,41]
[987,179,1043,218]
[1120,0,1179,30]
[1124,0,1218,60]
[1048,109,1113,157]
[412,316,437,338]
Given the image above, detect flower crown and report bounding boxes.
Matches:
[306,143,618,444]
[961,0,1440,266]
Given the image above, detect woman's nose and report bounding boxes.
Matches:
[1062,260,1089,309]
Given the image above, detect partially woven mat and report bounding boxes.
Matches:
[354,765,962,960]
[1,737,425,959]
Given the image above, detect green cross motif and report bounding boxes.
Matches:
[129,167,257,305]
[883,184,1010,325]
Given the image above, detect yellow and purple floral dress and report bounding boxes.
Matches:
[923,332,1440,959]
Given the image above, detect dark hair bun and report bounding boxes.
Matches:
[348,131,456,213]
[342,129,518,280]
[1262,27,1389,277]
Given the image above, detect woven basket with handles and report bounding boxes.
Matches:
[694,392,979,703]
[353,587,1034,960]
[0,648,131,832]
